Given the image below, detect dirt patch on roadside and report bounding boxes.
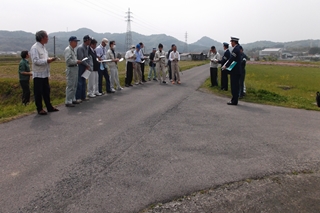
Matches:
[141,171,320,213]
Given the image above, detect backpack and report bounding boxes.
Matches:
[317,92,320,107]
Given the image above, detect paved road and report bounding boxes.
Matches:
[0,64,319,213]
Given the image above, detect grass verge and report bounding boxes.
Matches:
[202,63,320,111]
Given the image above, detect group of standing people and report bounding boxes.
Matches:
[207,37,248,105]
[18,30,183,115]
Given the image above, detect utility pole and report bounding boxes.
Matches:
[184,32,188,53]
[125,8,133,51]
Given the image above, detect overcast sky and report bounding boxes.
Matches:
[1,0,319,44]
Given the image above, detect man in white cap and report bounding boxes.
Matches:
[95,38,114,94]
[64,36,82,107]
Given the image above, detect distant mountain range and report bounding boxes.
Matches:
[0,28,319,55]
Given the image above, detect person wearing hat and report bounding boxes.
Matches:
[217,42,231,91]
[222,37,242,105]
[76,35,91,102]
[148,48,157,81]
[134,44,143,85]
[95,38,113,94]
[154,43,167,84]
[106,40,122,91]
[125,45,136,87]
[30,30,59,115]
[207,46,220,87]
[64,36,82,107]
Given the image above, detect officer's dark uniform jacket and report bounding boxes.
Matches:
[226,45,241,73]
[219,49,231,65]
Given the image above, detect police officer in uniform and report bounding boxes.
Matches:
[222,37,242,105]
[218,42,230,91]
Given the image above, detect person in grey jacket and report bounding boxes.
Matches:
[76,35,91,102]
[207,46,220,87]
[64,36,82,107]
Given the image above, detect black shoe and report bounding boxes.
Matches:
[107,91,115,94]
[48,107,59,112]
[142,80,147,83]
[65,103,75,107]
[129,84,133,87]
[153,78,157,81]
[227,102,237,105]
[162,81,167,84]
[125,84,130,87]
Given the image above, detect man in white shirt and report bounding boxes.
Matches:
[30,30,59,115]
[169,44,181,84]
[95,38,114,94]
[207,46,220,87]
[125,45,136,87]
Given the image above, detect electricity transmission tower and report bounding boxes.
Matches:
[125,8,133,51]
[184,32,188,53]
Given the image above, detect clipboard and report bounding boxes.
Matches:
[226,61,237,71]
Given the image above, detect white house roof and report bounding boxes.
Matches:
[261,48,282,52]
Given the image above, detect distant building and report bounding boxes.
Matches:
[259,48,282,58]
[180,53,192,61]
[190,52,207,60]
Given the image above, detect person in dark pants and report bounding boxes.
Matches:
[239,46,248,98]
[76,35,91,102]
[30,30,59,115]
[148,48,157,81]
[139,42,147,82]
[18,50,33,105]
[95,38,114,94]
[218,42,230,91]
[207,46,220,87]
[222,37,242,105]
[167,44,174,81]
[125,45,136,87]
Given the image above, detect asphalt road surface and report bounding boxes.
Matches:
[0,64,319,213]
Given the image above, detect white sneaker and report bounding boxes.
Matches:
[95,92,102,96]
[135,82,139,85]
[111,88,116,92]
[88,94,96,98]
[117,87,123,90]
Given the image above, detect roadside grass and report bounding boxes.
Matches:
[203,64,320,111]
[0,58,206,122]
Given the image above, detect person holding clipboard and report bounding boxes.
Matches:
[222,37,242,105]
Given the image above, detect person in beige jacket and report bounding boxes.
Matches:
[106,40,123,90]
[169,44,181,84]
[154,43,167,84]
[207,46,220,87]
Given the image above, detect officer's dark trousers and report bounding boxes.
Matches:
[221,69,228,90]
[98,68,111,93]
[230,73,241,104]
[168,60,172,80]
[33,77,54,113]
[239,70,246,96]
[140,63,146,81]
[125,62,133,85]
[210,67,218,86]
[20,80,30,104]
